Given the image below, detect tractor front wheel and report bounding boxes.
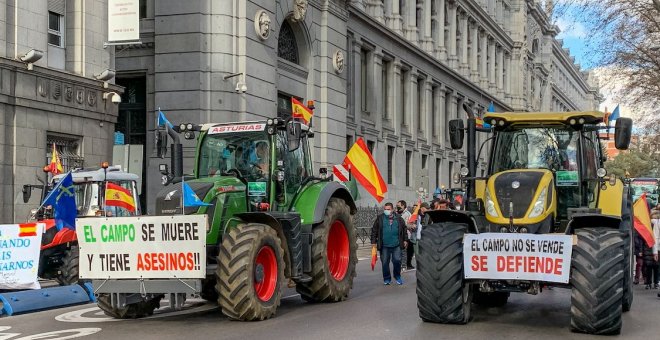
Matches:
[570,228,624,335]
[416,222,472,324]
[296,198,357,302]
[217,223,284,321]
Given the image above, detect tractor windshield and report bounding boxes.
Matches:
[198,131,271,182]
[631,179,659,207]
[491,127,578,173]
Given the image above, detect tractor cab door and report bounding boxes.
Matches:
[274,123,312,210]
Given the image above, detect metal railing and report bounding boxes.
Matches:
[354,205,381,246]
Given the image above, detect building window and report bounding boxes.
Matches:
[406,150,412,187]
[448,161,454,187]
[139,0,147,19]
[278,21,299,64]
[47,136,83,172]
[361,49,370,112]
[387,146,395,184]
[48,11,64,47]
[346,135,354,152]
[436,158,442,188]
[422,154,428,171]
[367,140,375,154]
[382,60,390,120]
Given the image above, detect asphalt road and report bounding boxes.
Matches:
[2,249,659,340]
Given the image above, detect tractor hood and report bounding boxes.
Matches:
[155,177,245,215]
[484,169,557,231]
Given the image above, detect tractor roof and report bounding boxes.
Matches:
[53,166,139,183]
[484,111,605,126]
[200,119,311,132]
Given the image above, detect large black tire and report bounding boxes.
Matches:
[97,294,163,319]
[217,223,284,321]
[56,246,84,286]
[296,198,357,302]
[570,228,624,335]
[620,193,633,312]
[473,290,509,307]
[416,222,472,324]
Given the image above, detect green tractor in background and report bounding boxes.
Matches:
[96,114,358,321]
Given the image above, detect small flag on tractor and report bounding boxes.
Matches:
[182,182,212,207]
[291,97,313,125]
[105,182,136,212]
[371,246,378,271]
[633,193,654,247]
[42,172,77,230]
[343,137,387,203]
[48,144,64,175]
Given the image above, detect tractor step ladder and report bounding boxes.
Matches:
[0,283,95,316]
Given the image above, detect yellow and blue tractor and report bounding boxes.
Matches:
[416,106,634,335]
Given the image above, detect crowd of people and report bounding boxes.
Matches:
[370,195,455,285]
[637,204,660,296]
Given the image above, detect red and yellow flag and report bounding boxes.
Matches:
[633,193,654,247]
[343,137,387,203]
[105,182,136,212]
[408,199,421,224]
[49,144,64,175]
[291,97,313,125]
[18,223,38,237]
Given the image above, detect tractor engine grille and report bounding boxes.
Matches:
[155,182,214,215]
[494,172,544,219]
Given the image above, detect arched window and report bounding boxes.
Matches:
[532,39,539,54]
[278,21,299,64]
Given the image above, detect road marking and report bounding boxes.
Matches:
[55,307,121,323]
[282,294,300,300]
[55,301,216,323]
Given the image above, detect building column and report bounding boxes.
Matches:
[392,60,402,131]
[469,21,479,82]
[423,0,433,52]
[497,46,504,97]
[405,0,419,43]
[373,50,384,129]
[448,4,458,68]
[488,38,496,93]
[435,0,447,61]
[488,0,495,16]
[479,30,488,88]
[352,37,363,124]
[424,78,433,140]
[407,70,419,133]
[459,13,469,75]
[389,0,403,33]
[505,53,512,100]
[351,0,365,11]
[496,0,503,26]
[367,0,385,23]
[436,84,446,144]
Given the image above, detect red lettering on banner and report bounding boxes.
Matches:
[497,256,505,271]
[136,252,195,271]
[471,256,488,271]
[492,255,564,275]
[554,259,562,275]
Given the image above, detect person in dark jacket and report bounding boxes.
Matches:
[642,223,659,289]
[371,202,408,285]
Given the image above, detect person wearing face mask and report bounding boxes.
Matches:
[371,202,408,285]
[396,200,415,270]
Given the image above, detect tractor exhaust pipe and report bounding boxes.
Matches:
[166,124,183,179]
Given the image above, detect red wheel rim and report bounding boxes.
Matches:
[254,246,278,302]
[327,220,349,281]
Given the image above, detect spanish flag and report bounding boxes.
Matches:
[343,137,387,203]
[18,223,38,237]
[49,143,64,175]
[408,199,422,224]
[291,97,313,125]
[633,193,654,247]
[105,182,136,212]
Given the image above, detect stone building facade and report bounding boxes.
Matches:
[0,0,120,223]
[117,0,600,211]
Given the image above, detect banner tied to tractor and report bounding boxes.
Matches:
[463,233,573,283]
[0,223,44,290]
[76,215,207,280]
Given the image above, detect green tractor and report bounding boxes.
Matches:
[416,105,634,335]
[95,116,358,320]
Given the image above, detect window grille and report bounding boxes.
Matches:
[46,136,84,172]
[278,21,299,64]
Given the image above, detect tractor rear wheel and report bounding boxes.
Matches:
[296,198,357,302]
[97,294,163,319]
[217,223,284,321]
[473,291,509,307]
[570,228,624,335]
[56,246,84,286]
[416,222,472,324]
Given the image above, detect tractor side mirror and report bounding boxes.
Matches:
[614,117,633,150]
[156,130,168,158]
[448,119,465,149]
[22,185,31,203]
[287,121,302,152]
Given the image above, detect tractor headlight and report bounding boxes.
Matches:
[485,188,498,217]
[528,187,547,218]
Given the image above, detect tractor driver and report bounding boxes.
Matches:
[250,141,270,178]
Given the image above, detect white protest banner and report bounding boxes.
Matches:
[108,0,140,43]
[464,233,573,283]
[0,223,44,290]
[76,215,207,279]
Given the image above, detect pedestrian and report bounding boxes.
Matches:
[415,202,431,243]
[396,200,414,270]
[371,202,408,285]
[634,228,645,285]
[432,198,452,210]
[642,220,659,289]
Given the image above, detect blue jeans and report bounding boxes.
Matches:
[381,246,401,282]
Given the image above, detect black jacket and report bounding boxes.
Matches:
[371,213,408,251]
